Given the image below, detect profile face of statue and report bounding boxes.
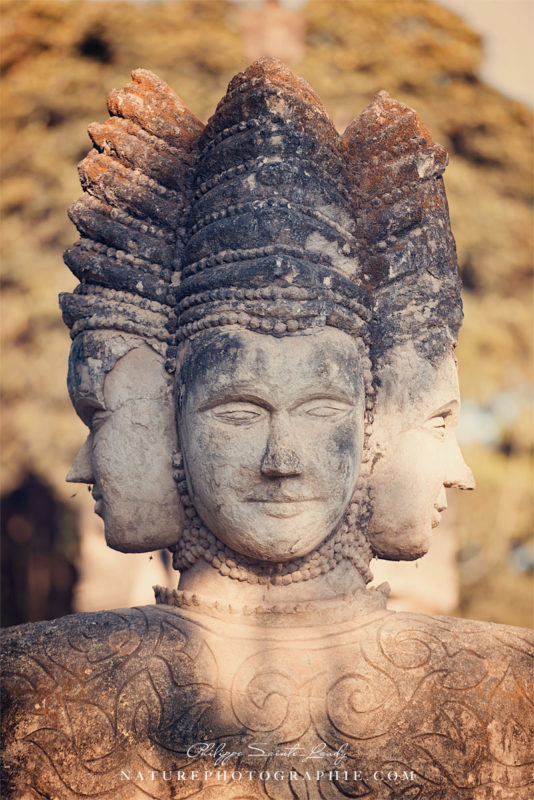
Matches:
[367,343,475,560]
[178,327,365,562]
[66,333,183,552]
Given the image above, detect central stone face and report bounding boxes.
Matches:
[178,326,365,561]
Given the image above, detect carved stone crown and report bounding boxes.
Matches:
[171,58,372,353]
[60,57,462,366]
[59,69,204,353]
[343,89,463,361]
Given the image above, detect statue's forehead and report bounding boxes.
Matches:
[179,328,363,411]
[67,332,146,418]
[377,343,459,420]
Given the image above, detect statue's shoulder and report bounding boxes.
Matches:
[1,604,219,702]
[1,605,221,800]
[318,610,533,798]
[1,603,202,664]
[1,603,218,737]
[375,607,534,644]
[358,608,534,676]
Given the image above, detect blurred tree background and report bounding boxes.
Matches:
[1,0,532,627]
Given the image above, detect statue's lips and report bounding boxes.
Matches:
[431,502,447,528]
[247,497,319,519]
[92,487,104,518]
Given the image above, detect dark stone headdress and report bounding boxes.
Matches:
[342,89,463,363]
[169,57,371,364]
[60,58,463,581]
[60,58,461,366]
[59,69,204,354]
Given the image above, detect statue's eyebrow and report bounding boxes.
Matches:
[290,391,355,410]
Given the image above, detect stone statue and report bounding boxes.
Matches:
[2,59,532,800]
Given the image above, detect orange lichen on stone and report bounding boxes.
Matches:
[207,57,339,149]
[224,56,324,112]
[88,117,192,189]
[345,91,433,154]
[107,69,204,151]
[343,92,448,199]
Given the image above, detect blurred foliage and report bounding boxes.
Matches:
[456,445,533,629]
[1,0,532,626]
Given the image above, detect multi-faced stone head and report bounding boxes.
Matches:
[61,59,475,587]
[60,70,203,551]
[168,59,375,585]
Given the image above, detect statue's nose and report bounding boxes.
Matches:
[260,415,302,477]
[443,437,475,490]
[66,434,94,483]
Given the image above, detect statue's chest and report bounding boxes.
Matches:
[2,606,533,799]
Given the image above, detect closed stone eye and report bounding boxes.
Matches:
[303,405,349,418]
[215,409,261,423]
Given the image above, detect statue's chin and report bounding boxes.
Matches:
[203,505,345,563]
[102,503,182,553]
[368,525,431,562]
[213,527,326,563]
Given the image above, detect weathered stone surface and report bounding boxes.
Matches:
[65,334,183,553]
[59,69,197,554]
[367,342,475,562]
[2,58,533,799]
[2,602,533,799]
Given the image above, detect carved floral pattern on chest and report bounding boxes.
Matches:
[2,605,533,799]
